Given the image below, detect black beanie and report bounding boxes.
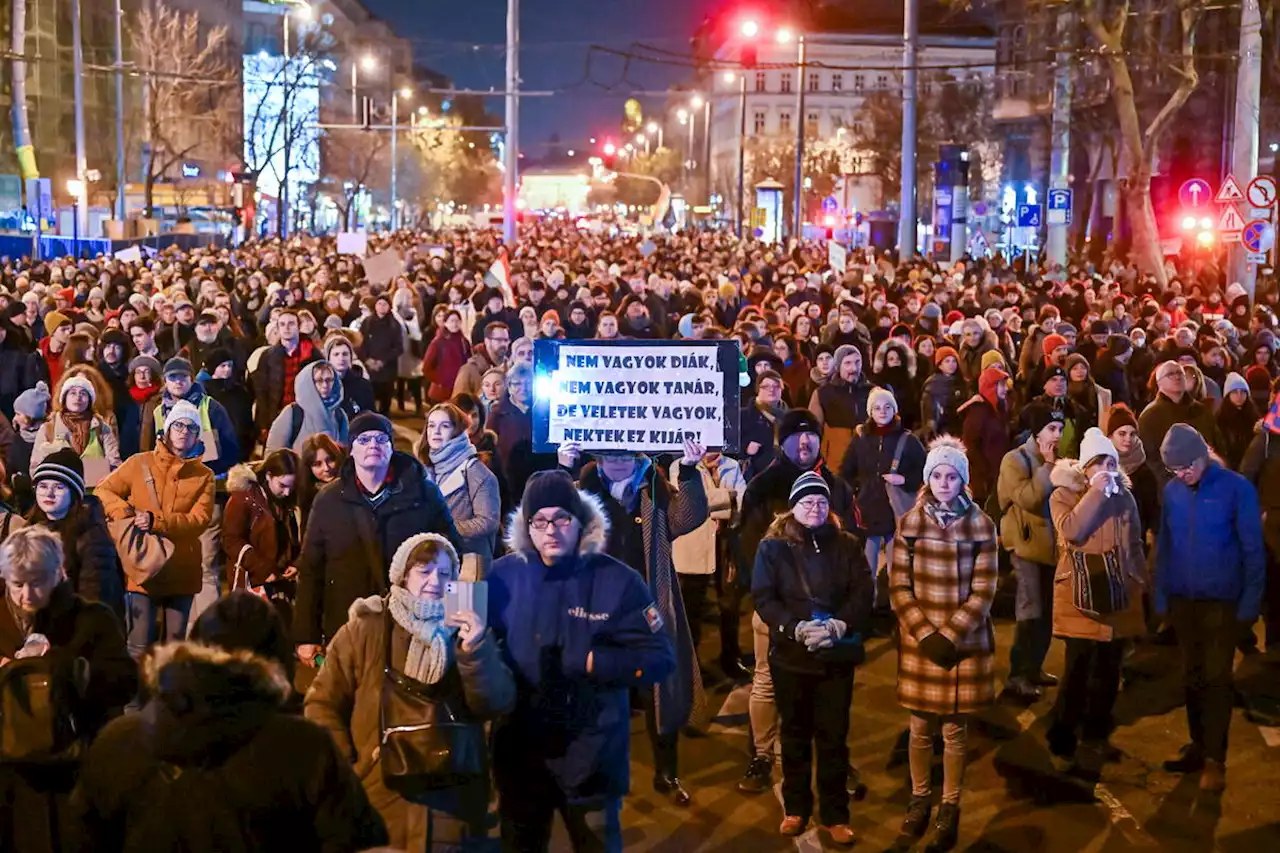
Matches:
[32,446,86,502]
[521,469,587,524]
[776,408,824,446]
[349,411,394,441]
[202,347,233,374]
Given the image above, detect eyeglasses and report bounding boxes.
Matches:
[795,498,829,512]
[529,513,576,532]
[354,433,391,447]
[168,421,198,435]
[1166,462,1198,477]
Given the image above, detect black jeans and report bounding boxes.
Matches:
[371,380,395,416]
[395,376,423,412]
[1264,513,1280,651]
[677,573,710,651]
[1168,597,1239,763]
[637,686,679,779]
[499,782,622,853]
[771,664,854,825]
[1009,557,1055,680]
[1048,637,1125,751]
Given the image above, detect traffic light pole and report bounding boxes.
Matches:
[896,0,918,257]
[1046,7,1073,272]
[792,35,807,242]
[503,0,520,245]
[1228,0,1261,299]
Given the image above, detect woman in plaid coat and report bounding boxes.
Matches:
[889,435,998,853]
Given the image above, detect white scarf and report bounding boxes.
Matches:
[387,587,454,684]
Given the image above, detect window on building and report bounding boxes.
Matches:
[854,73,865,91]
[832,73,843,91]
[807,111,820,131]
[755,70,767,92]
[753,110,766,135]
[876,73,889,89]
[780,71,792,93]
[779,111,792,133]
[808,71,820,92]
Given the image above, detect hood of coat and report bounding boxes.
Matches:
[873,337,917,378]
[503,487,610,558]
[294,360,343,413]
[226,462,258,494]
[142,641,290,766]
[1049,457,1131,493]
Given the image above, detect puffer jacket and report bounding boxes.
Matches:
[95,441,215,597]
[304,594,516,853]
[838,419,926,538]
[996,435,1056,565]
[1048,460,1147,642]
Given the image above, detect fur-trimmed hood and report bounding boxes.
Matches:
[873,337,917,378]
[502,486,610,558]
[142,641,291,765]
[1049,457,1131,492]
[226,462,258,494]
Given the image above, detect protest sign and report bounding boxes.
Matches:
[336,231,368,257]
[114,245,142,263]
[828,240,847,274]
[532,340,741,453]
[363,249,403,286]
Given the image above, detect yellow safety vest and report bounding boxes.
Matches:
[153,397,218,462]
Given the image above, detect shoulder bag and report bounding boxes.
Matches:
[1068,545,1128,618]
[109,462,175,587]
[885,432,916,518]
[379,611,486,797]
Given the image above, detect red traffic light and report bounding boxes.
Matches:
[602,141,616,156]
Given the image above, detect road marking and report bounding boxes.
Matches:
[1259,726,1280,748]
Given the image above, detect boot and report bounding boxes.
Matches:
[1199,759,1226,792]
[1004,675,1043,702]
[1162,742,1205,774]
[653,774,692,806]
[847,764,868,800]
[932,802,960,852]
[900,794,932,838]
[1032,670,1060,687]
[737,755,772,794]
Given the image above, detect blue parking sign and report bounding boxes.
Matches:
[1017,204,1042,228]
[1047,189,1072,225]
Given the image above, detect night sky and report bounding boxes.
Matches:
[362,0,720,159]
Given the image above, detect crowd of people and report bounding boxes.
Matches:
[0,223,1277,853]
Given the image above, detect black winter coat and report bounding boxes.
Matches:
[839,421,926,537]
[338,366,376,420]
[752,515,873,675]
[292,451,463,645]
[739,403,780,481]
[203,377,256,465]
[357,314,405,384]
[251,341,321,433]
[27,497,124,619]
[68,642,388,853]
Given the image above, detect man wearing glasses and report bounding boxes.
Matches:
[1156,423,1265,792]
[293,412,462,667]
[488,469,675,852]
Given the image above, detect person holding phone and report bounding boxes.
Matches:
[305,532,515,852]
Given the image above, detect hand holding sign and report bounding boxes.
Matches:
[557,440,582,469]
[680,438,706,466]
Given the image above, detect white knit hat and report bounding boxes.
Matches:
[868,386,898,416]
[164,399,201,431]
[923,435,970,485]
[388,533,460,587]
[1223,371,1249,396]
[1078,427,1118,468]
[60,375,97,405]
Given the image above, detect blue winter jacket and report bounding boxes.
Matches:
[1155,462,1266,621]
[487,491,674,804]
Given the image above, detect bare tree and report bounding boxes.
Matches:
[129,2,238,218]
[323,128,391,230]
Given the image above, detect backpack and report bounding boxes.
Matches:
[0,655,85,762]
[286,404,304,448]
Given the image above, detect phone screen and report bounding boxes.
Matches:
[444,580,489,629]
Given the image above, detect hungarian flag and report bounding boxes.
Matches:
[485,249,515,307]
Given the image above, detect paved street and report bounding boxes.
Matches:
[388,411,1280,851]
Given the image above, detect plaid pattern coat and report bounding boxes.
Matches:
[890,498,998,716]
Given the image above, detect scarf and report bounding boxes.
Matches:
[427,433,477,498]
[924,493,972,530]
[1117,439,1147,477]
[61,409,93,456]
[604,456,653,513]
[387,586,454,684]
[756,399,786,423]
[129,385,156,404]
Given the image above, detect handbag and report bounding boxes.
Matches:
[232,544,271,603]
[378,612,486,796]
[109,462,175,587]
[1068,547,1129,618]
[885,432,915,518]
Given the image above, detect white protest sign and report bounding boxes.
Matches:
[540,343,728,451]
[336,231,368,257]
[114,245,142,263]
[363,249,403,286]
[828,241,848,274]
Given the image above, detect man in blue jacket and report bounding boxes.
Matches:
[1157,423,1265,793]
[488,470,675,853]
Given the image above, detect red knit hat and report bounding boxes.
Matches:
[978,364,1010,410]
[1042,334,1069,364]
[944,310,965,326]
[935,345,959,367]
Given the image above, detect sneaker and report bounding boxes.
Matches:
[1199,759,1226,792]
[779,815,807,836]
[737,755,773,794]
[822,824,856,846]
[933,802,961,851]
[900,794,932,838]
[1162,742,1205,774]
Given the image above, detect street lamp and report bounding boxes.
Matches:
[740,19,759,37]
[390,87,411,230]
[646,121,663,150]
[67,179,85,256]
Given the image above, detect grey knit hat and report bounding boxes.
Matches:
[1160,423,1209,470]
[14,380,51,420]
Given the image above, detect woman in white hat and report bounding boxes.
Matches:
[30,369,121,487]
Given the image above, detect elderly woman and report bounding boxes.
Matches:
[305,533,515,852]
[1046,428,1147,775]
[891,437,998,853]
[416,403,501,579]
[752,472,872,845]
[0,526,136,853]
[30,372,122,487]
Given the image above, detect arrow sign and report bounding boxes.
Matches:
[1246,176,1277,209]
[1242,219,1274,253]
[1219,205,1246,240]
[1215,174,1246,204]
[1180,178,1212,209]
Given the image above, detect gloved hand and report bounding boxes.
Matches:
[918,632,960,670]
[794,620,828,648]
